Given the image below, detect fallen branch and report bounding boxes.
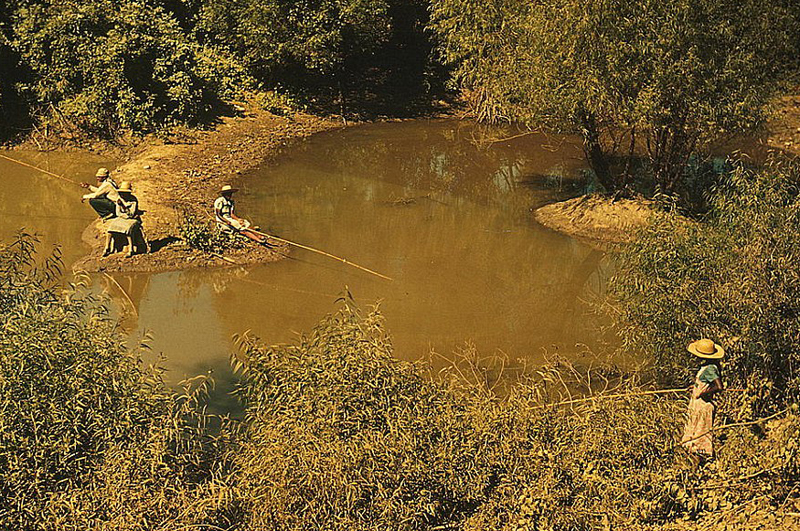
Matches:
[209,251,237,265]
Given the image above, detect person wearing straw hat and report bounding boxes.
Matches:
[681,338,725,459]
[104,181,142,257]
[214,184,269,244]
[81,168,119,219]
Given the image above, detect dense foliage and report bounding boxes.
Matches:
[227,301,800,530]
[7,0,250,136]
[199,0,391,79]
[0,234,226,530]
[430,0,799,193]
[611,161,800,414]
[0,0,439,139]
[2,234,799,529]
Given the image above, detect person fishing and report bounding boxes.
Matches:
[681,338,725,459]
[214,184,270,245]
[81,168,119,219]
[103,181,143,258]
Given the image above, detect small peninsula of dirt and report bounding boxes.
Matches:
[534,195,655,247]
[71,106,340,273]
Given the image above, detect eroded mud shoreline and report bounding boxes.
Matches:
[65,106,340,273]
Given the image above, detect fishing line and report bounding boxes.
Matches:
[0,153,83,187]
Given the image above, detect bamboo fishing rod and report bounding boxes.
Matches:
[533,386,748,410]
[246,227,394,282]
[0,153,83,187]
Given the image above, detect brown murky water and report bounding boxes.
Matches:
[1,121,613,411]
[0,151,112,264]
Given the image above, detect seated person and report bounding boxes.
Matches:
[104,181,143,258]
[81,167,119,219]
[214,184,269,245]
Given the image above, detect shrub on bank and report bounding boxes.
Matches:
[2,233,799,530]
[226,301,800,530]
[179,211,245,254]
[610,160,800,414]
[0,234,226,530]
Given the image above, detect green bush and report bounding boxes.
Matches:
[610,160,800,413]
[3,233,799,529]
[227,300,495,530]
[179,211,245,254]
[225,299,800,529]
[226,300,781,530]
[0,233,225,530]
[9,0,252,137]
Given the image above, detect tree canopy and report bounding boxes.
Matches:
[0,0,439,140]
[430,0,800,193]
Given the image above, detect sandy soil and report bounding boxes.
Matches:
[765,93,800,155]
[70,106,340,273]
[534,195,655,248]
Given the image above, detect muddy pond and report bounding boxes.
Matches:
[0,120,613,410]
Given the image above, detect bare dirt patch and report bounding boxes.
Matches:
[534,195,655,247]
[71,106,340,273]
[765,92,800,155]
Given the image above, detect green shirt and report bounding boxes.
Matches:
[698,363,721,384]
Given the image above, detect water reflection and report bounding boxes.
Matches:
[2,122,615,412]
[120,120,612,396]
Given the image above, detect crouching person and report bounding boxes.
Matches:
[81,167,119,219]
[104,181,144,258]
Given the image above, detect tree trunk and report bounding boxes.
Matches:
[579,111,615,192]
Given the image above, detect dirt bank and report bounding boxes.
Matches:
[71,106,340,273]
[534,195,655,247]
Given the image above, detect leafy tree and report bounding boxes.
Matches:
[198,0,442,117]
[610,160,800,414]
[199,0,392,81]
[8,0,251,137]
[430,0,799,193]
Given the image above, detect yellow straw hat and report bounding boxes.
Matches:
[221,184,238,193]
[117,181,133,193]
[687,338,725,360]
[95,167,110,178]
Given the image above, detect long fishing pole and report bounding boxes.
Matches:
[533,386,748,410]
[246,227,393,282]
[0,153,83,187]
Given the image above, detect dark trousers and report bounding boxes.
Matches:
[89,197,116,219]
